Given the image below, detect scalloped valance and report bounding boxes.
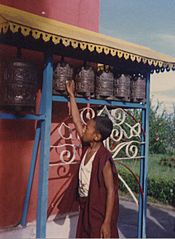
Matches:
[1,4,175,71]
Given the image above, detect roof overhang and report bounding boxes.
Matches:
[1,4,175,73]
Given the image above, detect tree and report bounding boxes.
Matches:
[149,100,175,155]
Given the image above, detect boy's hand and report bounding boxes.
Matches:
[100,222,111,238]
[66,80,75,97]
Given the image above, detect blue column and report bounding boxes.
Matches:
[142,73,150,237]
[20,67,48,226]
[20,122,41,226]
[138,72,150,238]
[137,109,145,237]
[36,53,53,238]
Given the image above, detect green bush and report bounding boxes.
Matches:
[159,156,175,168]
[149,101,175,155]
[118,168,175,206]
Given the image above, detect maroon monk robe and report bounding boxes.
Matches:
[76,144,119,238]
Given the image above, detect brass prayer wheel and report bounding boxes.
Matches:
[131,74,146,102]
[75,65,95,97]
[3,58,37,112]
[96,66,114,99]
[53,61,73,95]
[114,74,131,101]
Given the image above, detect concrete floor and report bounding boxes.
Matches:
[0,199,174,238]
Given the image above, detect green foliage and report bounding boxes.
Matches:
[149,101,175,154]
[118,166,175,206]
[115,101,175,205]
[159,155,175,168]
[118,167,140,194]
[121,100,175,155]
[148,177,175,205]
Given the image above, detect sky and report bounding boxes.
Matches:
[100,0,175,113]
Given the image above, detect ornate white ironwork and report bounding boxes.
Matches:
[98,107,143,160]
[80,107,95,125]
[50,144,77,165]
[49,105,144,205]
[58,122,73,140]
[50,106,144,166]
[118,174,138,206]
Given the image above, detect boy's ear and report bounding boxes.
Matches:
[94,132,102,142]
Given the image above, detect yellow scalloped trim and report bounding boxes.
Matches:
[71,40,79,48]
[32,30,41,39]
[148,59,153,65]
[124,52,129,60]
[117,51,123,58]
[142,58,147,64]
[110,49,117,56]
[96,46,103,53]
[136,56,142,63]
[130,54,136,62]
[88,44,95,52]
[42,33,51,42]
[1,23,9,34]
[158,61,163,67]
[1,22,172,69]
[104,47,110,55]
[21,26,30,36]
[152,60,158,67]
[79,42,87,50]
[62,38,71,47]
[52,36,61,44]
[9,23,19,33]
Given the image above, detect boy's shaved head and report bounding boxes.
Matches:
[94,116,113,141]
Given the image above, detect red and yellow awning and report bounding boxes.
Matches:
[1,4,175,70]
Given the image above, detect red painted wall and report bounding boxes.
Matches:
[0,1,99,228]
[0,0,99,31]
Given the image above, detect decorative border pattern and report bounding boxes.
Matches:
[1,21,175,70]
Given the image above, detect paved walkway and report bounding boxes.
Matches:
[0,199,174,238]
[118,199,175,238]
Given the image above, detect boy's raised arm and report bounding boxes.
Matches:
[66,80,83,138]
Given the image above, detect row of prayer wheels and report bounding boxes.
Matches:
[53,62,146,102]
[0,58,146,113]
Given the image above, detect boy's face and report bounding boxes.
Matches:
[82,119,99,143]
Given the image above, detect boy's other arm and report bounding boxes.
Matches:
[100,160,115,238]
[66,80,83,138]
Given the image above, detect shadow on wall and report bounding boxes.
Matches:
[50,158,79,238]
[52,162,80,238]
[0,120,35,228]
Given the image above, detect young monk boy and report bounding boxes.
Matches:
[66,80,119,238]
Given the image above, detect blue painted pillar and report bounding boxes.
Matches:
[20,122,41,226]
[36,53,53,238]
[20,61,50,226]
[142,72,150,237]
[20,63,49,226]
[138,72,150,238]
[137,108,145,237]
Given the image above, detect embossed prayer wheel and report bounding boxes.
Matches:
[3,58,37,112]
[114,74,131,101]
[53,61,73,95]
[75,65,95,97]
[131,74,146,102]
[96,65,114,99]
